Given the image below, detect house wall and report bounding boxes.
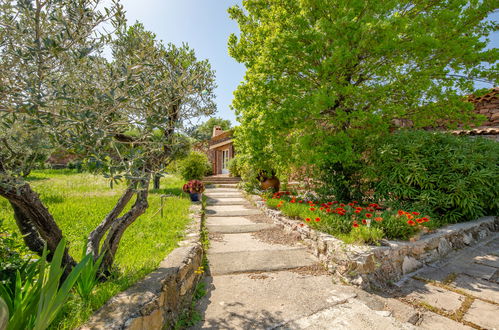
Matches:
[210,142,235,175]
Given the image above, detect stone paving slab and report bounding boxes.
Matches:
[209,233,305,253]
[207,223,275,234]
[402,279,465,313]
[277,299,416,330]
[417,262,498,282]
[205,209,260,217]
[192,271,360,330]
[451,274,499,303]
[418,311,474,330]
[463,299,499,329]
[206,197,249,205]
[206,216,256,226]
[204,193,244,199]
[473,254,499,268]
[208,249,317,275]
[207,205,256,212]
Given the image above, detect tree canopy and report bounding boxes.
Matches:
[228,0,498,197]
[0,0,216,271]
[187,117,232,141]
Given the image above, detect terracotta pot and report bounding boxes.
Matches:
[260,177,280,191]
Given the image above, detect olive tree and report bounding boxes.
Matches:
[0,1,216,272]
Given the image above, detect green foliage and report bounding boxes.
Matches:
[339,226,384,246]
[367,131,499,224]
[0,170,192,329]
[178,152,211,181]
[187,117,232,141]
[266,193,430,242]
[0,239,88,330]
[0,220,32,290]
[227,156,242,177]
[75,246,104,301]
[228,0,497,198]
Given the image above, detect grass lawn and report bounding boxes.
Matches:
[0,169,192,329]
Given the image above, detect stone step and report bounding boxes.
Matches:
[206,197,249,206]
[207,223,275,234]
[215,184,239,188]
[206,216,257,226]
[205,209,260,217]
[208,249,317,275]
[204,192,244,199]
[193,272,360,329]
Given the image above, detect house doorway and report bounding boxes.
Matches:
[221,149,230,174]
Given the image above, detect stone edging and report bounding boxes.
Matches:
[245,193,499,289]
[81,204,205,330]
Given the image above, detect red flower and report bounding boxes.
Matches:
[327,202,333,206]
[407,220,416,226]
[353,222,359,228]
[310,208,315,211]
[369,203,379,208]
[308,201,313,204]
[348,202,354,207]
[319,207,324,211]
[298,200,303,203]
[406,214,414,220]
[354,210,361,214]
[422,217,430,222]
[362,219,367,225]
[310,204,316,207]
[365,213,372,218]
[353,201,358,204]
[290,200,296,203]
[299,223,304,227]
[412,212,420,215]
[374,217,383,222]
[326,209,332,213]
[340,203,345,207]
[355,207,363,211]
[315,217,321,222]
[398,210,405,216]
[416,218,424,223]
[305,218,311,222]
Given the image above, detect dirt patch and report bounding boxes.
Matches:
[244,214,274,224]
[209,232,225,242]
[251,227,301,246]
[248,274,270,280]
[289,264,330,276]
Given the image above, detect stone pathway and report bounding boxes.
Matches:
[191,186,414,329]
[389,232,499,330]
[191,185,499,329]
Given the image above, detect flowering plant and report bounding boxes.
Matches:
[182,180,205,194]
[265,191,433,243]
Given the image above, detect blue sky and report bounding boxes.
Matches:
[119,1,498,126]
[120,0,244,125]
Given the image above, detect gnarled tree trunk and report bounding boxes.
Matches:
[0,182,76,269]
[86,177,150,273]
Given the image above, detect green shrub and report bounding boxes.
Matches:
[367,131,499,224]
[0,220,32,290]
[0,239,88,330]
[178,152,211,180]
[339,226,384,245]
[227,157,242,177]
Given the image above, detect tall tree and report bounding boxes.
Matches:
[0,3,216,272]
[228,0,498,198]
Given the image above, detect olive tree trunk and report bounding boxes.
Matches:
[0,183,76,268]
[86,177,150,273]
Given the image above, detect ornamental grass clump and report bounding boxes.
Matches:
[266,192,432,243]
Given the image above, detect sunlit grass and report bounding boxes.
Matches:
[0,169,191,329]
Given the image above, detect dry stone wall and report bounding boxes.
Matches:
[247,194,499,289]
[81,204,204,330]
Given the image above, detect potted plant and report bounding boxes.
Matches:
[257,170,280,192]
[183,180,205,202]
